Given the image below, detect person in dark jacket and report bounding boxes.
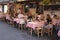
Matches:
[46,14,52,24]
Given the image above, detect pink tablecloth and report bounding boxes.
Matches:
[52,19,57,25]
[26,21,44,29]
[13,16,27,24]
[57,30,60,36]
[6,16,11,20]
[13,18,20,24]
[0,15,3,18]
[0,14,5,18]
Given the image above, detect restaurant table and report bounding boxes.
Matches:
[52,19,58,25]
[13,18,20,24]
[13,18,25,30]
[26,21,45,35]
[6,16,12,21]
[58,30,60,37]
[0,14,5,19]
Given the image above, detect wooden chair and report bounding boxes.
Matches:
[19,24,25,30]
[18,19,25,30]
[34,27,44,37]
[19,24,23,30]
[44,27,53,36]
[6,19,10,24]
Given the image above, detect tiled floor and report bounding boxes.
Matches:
[0,21,51,40]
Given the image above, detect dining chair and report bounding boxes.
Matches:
[34,27,44,37]
[44,27,53,36]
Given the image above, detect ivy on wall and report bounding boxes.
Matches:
[43,0,50,5]
[57,0,60,2]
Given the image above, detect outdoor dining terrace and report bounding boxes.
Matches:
[0,10,60,40]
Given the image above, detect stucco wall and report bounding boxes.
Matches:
[44,11,60,17]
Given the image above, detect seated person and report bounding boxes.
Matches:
[44,22,53,29]
[46,14,52,24]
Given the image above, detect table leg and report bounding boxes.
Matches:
[18,24,20,29]
[21,24,22,30]
[30,28,33,35]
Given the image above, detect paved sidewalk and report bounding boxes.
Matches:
[0,21,50,40]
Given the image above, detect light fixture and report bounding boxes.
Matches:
[25,5,29,8]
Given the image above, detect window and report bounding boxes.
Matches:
[0,5,2,12]
[4,5,8,13]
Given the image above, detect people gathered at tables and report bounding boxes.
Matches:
[0,8,60,40]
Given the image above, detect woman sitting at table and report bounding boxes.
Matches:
[5,13,12,23]
[36,13,41,21]
[27,12,33,22]
[32,16,36,22]
[52,15,59,27]
[36,13,44,22]
[17,8,25,29]
[18,9,25,23]
[38,18,46,28]
[14,12,18,18]
[54,17,60,31]
[46,14,52,24]
[52,15,60,40]
[44,22,53,29]
[23,13,28,24]
[13,12,19,28]
[57,30,60,40]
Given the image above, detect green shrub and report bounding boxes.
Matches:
[43,0,50,5]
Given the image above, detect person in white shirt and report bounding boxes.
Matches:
[17,8,25,24]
